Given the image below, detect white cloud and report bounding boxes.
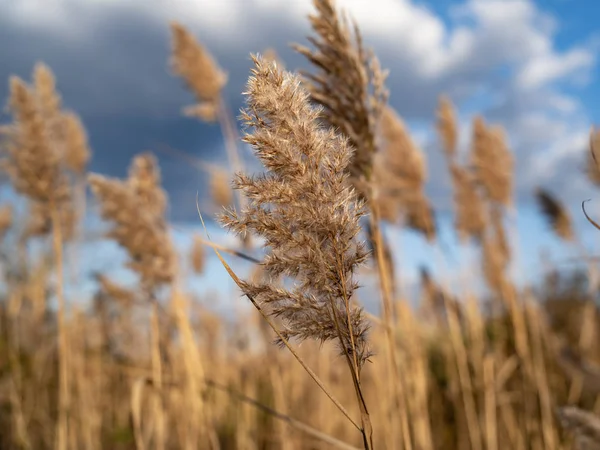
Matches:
[517,48,594,89]
[0,0,596,203]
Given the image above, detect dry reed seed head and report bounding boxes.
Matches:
[3,76,70,205]
[127,152,168,220]
[33,63,61,117]
[220,55,372,366]
[293,0,388,194]
[450,163,487,242]
[373,107,430,228]
[169,22,227,117]
[557,406,600,450]
[210,168,233,208]
[32,63,64,142]
[402,191,436,241]
[436,95,458,158]
[0,204,13,239]
[535,187,574,241]
[588,127,600,186]
[88,173,176,291]
[370,162,400,222]
[379,105,427,186]
[62,111,91,174]
[470,117,514,206]
[190,236,205,274]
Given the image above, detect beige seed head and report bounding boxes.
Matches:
[436,95,457,158]
[3,76,69,205]
[450,163,487,242]
[169,22,227,109]
[89,171,175,292]
[220,54,371,366]
[535,187,574,241]
[470,117,513,206]
[127,152,168,220]
[293,0,388,194]
[62,111,91,174]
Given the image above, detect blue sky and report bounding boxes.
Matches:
[0,0,599,312]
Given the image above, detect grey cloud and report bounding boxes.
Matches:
[0,0,597,226]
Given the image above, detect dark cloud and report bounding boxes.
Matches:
[0,0,597,226]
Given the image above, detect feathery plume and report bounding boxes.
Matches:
[2,76,69,204]
[378,105,427,190]
[470,117,513,206]
[127,152,168,221]
[293,0,388,192]
[33,62,63,140]
[89,159,175,292]
[403,192,436,241]
[373,106,435,240]
[220,55,371,366]
[169,22,227,123]
[450,163,487,242]
[535,187,574,241]
[62,111,91,174]
[436,95,458,158]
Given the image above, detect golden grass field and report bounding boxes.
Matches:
[1,0,600,448]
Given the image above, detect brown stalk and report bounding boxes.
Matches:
[51,200,70,450]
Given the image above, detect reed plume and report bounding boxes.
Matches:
[88,154,175,293]
[62,111,91,175]
[2,68,73,450]
[293,0,388,192]
[470,117,513,206]
[374,105,435,239]
[33,63,63,141]
[450,163,487,242]
[2,77,69,203]
[127,152,168,220]
[535,188,574,242]
[436,95,458,159]
[169,22,227,123]
[221,55,370,365]
[219,55,374,447]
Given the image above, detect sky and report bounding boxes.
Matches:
[0,0,599,311]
